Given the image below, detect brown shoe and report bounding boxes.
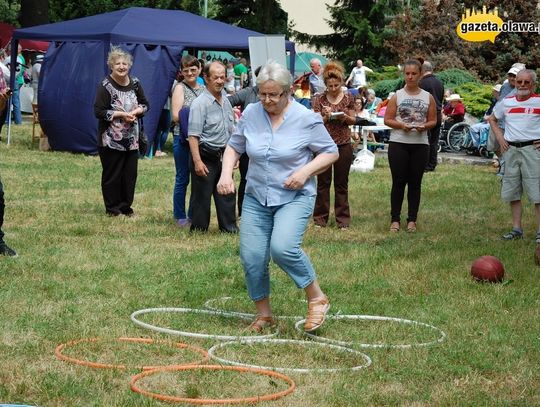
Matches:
[389,222,400,233]
[246,316,276,333]
[304,297,330,332]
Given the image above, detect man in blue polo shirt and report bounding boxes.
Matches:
[188,61,237,233]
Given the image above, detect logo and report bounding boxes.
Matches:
[457,6,540,43]
[456,6,503,43]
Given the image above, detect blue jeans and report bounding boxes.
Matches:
[172,135,191,220]
[5,82,22,125]
[240,193,317,301]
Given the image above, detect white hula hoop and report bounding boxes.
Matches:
[294,314,447,349]
[130,308,278,341]
[203,297,304,321]
[208,338,372,373]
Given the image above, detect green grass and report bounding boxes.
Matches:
[1,123,539,406]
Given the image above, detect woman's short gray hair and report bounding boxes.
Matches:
[256,61,292,92]
[107,46,133,70]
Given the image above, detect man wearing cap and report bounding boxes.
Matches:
[488,69,540,248]
[420,61,444,171]
[500,63,525,99]
[468,84,501,147]
[487,63,525,171]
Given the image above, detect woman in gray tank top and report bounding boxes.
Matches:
[384,59,437,233]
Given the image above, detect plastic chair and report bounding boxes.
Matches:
[31,103,43,146]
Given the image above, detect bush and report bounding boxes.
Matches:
[372,78,403,99]
[436,68,479,90]
[454,83,493,119]
[369,65,401,82]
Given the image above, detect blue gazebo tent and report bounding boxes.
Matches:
[11,7,296,153]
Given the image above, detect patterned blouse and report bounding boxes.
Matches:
[94,75,149,151]
[172,81,204,136]
[312,91,355,145]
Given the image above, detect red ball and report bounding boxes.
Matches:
[471,256,505,283]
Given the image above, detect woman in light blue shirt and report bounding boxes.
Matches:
[218,62,339,334]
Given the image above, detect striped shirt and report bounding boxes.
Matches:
[493,93,540,142]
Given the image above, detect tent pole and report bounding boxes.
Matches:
[6,96,12,146]
[7,38,18,147]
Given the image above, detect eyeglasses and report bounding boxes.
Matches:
[258,92,284,101]
[516,80,532,85]
[182,67,199,74]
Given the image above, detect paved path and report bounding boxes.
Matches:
[374,146,494,166]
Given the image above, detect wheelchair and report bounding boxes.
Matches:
[438,121,470,152]
[462,124,493,158]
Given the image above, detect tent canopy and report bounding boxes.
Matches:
[11,7,296,153]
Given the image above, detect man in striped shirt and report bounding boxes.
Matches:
[489,69,540,246]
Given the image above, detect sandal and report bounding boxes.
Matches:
[501,229,523,240]
[389,222,400,233]
[304,297,330,332]
[246,316,276,333]
[407,222,417,233]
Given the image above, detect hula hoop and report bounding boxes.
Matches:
[55,337,208,370]
[294,315,447,349]
[130,364,296,404]
[203,297,304,321]
[208,338,372,373]
[130,308,278,340]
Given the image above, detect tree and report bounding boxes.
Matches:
[0,0,20,25]
[291,0,421,68]
[384,0,540,81]
[215,0,288,35]
[20,0,48,26]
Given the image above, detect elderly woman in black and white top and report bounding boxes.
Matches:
[94,46,149,217]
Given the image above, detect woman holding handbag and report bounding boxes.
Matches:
[94,46,149,217]
[170,54,203,228]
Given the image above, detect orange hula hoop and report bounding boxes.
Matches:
[130,364,296,404]
[55,337,208,370]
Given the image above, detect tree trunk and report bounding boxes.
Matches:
[20,0,49,27]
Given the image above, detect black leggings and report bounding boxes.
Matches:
[388,142,429,223]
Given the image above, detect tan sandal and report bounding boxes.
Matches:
[304,297,330,332]
[390,222,400,233]
[246,316,276,333]
[407,222,417,233]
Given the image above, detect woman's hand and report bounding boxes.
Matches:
[321,105,332,120]
[283,169,309,190]
[217,175,235,195]
[115,111,136,122]
[128,106,143,117]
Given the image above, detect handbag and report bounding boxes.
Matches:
[0,93,7,113]
[199,143,224,161]
[138,118,148,156]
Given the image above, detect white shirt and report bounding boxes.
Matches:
[493,94,540,142]
[350,66,373,87]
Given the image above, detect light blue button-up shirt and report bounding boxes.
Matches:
[228,99,338,207]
